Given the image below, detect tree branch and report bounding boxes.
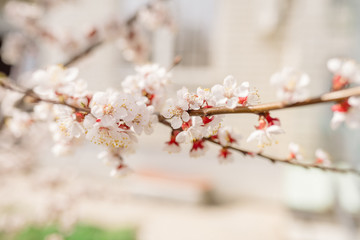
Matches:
[189,86,360,116]
[0,79,90,113]
[2,80,359,176]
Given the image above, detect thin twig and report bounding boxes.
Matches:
[189,86,360,116]
[167,56,182,72]
[63,1,148,68]
[63,40,104,68]
[206,138,360,176]
[0,80,90,113]
[157,116,360,176]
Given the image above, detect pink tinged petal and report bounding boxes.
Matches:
[83,115,96,128]
[132,124,143,135]
[91,105,104,118]
[226,98,237,109]
[123,114,135,122]
[115,107,128,119]
[70,123,84,138]
[178,100,189,110]
[163,144,181,153]
[235,82,249,97]
[175,131,187,143]
[341,61,357,78]
[177,87,189,99]
[192,116,203,127]
[162,107,174,118]
[348,96,360,108]
[189,127,202,140]
[211,84,224,98]
[246,130,263,143]
[190,103,200,110]
[85,127,98,141]
[266,125,285,135]
[223,75,236,89]
[298,74,310,88]
[217,98,228,106]
[331,112,346,130]
[64,68,79,82]
[315,149,330,162]
[196,87,205,96]
[171,116,182,129]
[181,111,190,122]
[91,92,107,106]
[345,111,360,128]
[101,115,116,126]
[288,142,300,153]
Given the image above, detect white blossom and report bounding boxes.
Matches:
[125,103,157,135]
[315,148,331,166]
[270,67,310,103]
[218,148,234,163]
[211,75,250,108]
[163,130,182,153]
[189,139,208,158]
[6,111,33,138]
[32,65,80,99]
[161,98,190,129]
[247,114,285,147]
[175,117,203,143]
[177,87,204,110]
[288,142,303,161]
[218,127,241,147]
[200,115,223,138]
[53,105,85,138]
[90,89,137,125]
[122,64,170,109]
[331,97,360,129]
[327,58,360,84]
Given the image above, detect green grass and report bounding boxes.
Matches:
[9,224,136,240]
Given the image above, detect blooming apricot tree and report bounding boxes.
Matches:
[1,0,360,178]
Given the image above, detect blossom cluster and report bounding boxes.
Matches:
[121,64,171,111]
[328,58,360,129]
[288,143,331,166]
[161,75,261,161]
[1,64,164,176]
[270,67,310,103]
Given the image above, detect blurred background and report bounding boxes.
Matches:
[0,0,360,239]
